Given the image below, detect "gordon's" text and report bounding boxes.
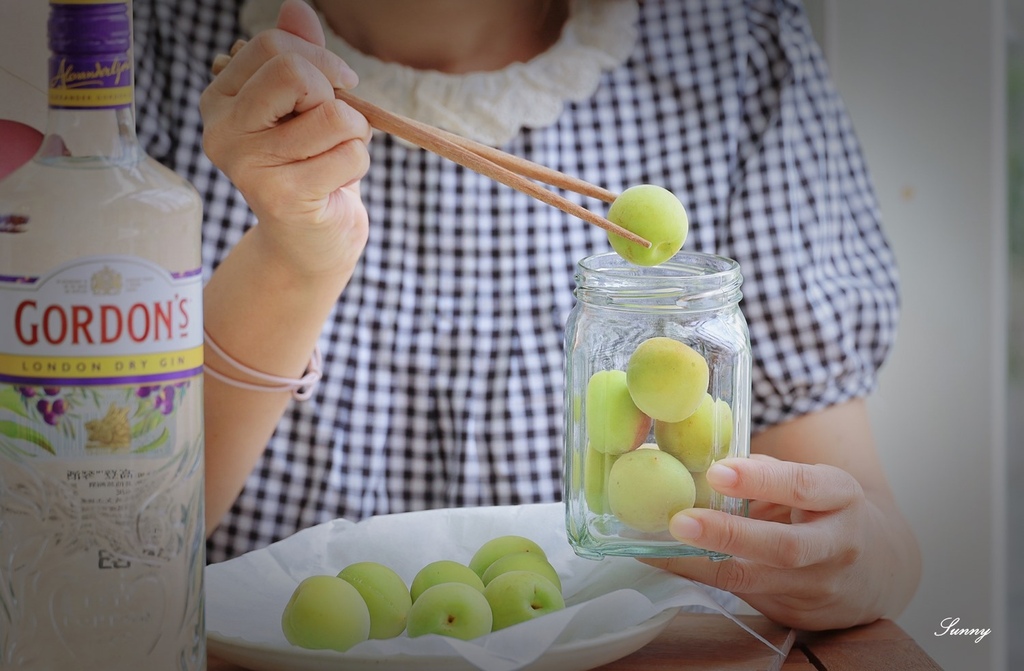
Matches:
[12,297,193,346]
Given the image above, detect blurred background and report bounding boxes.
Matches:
[1,1,1018,669]
[806,2,1015,669]
[1002,1,1023,667]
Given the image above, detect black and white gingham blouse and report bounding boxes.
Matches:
[133,0,900,563]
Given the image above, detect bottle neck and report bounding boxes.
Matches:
[41,1,138,166]
[40,105,141,166]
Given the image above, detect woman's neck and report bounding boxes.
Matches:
[312,0,570,73]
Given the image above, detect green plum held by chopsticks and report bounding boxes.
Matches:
[606,184,688,266]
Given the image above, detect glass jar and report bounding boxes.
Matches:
[563,251,751,559]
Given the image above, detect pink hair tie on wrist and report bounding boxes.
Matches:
[203,330,322,401]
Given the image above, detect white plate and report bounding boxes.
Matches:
[204,504,738,671]
[207,607,677,671]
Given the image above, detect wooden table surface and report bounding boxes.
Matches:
[593,613,943,671]
[208,612,943,671]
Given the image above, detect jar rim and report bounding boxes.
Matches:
[574,251,743,308]
[577,251,740,281]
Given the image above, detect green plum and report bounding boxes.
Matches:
[406,582,493,640]
[336,561,412,640]
[653,394,733,471]
[468,535,547,578]
[691,469,714,508]
[626,336,709,422]
[483,570,565,631]
[410,560,485,602]
[281,575,371,652]
[586,369,652,454]
[606,448,696,533]
[605,184,688,266]
[480,551,562,592]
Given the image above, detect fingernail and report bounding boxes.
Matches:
[335,63,359,90]
[706,462,738,487]
[670,513,702,540]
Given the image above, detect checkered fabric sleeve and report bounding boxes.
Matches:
[133,0,900,563]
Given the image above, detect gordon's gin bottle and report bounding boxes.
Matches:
[0,1,205,668]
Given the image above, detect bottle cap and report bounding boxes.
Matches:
[47,1,133,109]
[48,1,131,56]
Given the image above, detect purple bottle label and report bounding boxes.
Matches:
[48,54,132,109]
[47,1,133,110]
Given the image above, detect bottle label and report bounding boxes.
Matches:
[0,255,202,456]
[0,257,202,382]
[48,53,133,109]
[0,256,205,668]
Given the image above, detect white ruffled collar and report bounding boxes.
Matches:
[239,0,638,146]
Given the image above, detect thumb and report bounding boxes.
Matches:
[276,0,326,47]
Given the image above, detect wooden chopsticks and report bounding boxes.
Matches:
[211,43,650,248]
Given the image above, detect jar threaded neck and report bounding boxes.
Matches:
[574,251,743,312]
